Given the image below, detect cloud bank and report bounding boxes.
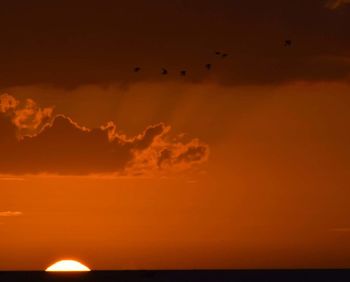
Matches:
[0,1,349,88]
[0,94,54,137]
[0,94,208,176]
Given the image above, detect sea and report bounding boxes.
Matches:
[0,270,350,282]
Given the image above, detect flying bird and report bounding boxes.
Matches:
[133,67,141,72]
[161,68,168,75]
[215,51,221,56]
[205,63,212,70]
[180,70,187,76]
[284,40,292,47]
[221,53,228,58]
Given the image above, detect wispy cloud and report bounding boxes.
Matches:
[325,0,350,9]
[0,177,25,181]
[0,211,23,217]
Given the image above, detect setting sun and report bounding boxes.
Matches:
[45,260,90,272]
[1,1,350,281]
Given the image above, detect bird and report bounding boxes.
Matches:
[215,51,221,56]
[133,67,141,72]
[221,53,228,58]
[284,40,292,47]
[161,68,168,75]
[205,63,212,70]
[180,70,187,76]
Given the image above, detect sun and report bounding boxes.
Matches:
[45,260,91,272]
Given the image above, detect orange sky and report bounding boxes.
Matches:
[1,0,350,270]
[1,82,350,270]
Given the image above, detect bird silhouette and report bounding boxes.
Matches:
[284,40,292,47]
[180,70,187,76]
[133,67,141,72]
[161,68,168,75]
[205,63,212,70]
[215,51,221,56]
[221,53,228,58]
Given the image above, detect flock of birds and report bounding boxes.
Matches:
[133,40,292,77]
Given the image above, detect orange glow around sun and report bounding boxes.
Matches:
[45,260,90,272]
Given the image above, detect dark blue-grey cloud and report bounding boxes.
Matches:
[0,1,349,88]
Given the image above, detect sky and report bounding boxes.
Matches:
[0,0,350,270]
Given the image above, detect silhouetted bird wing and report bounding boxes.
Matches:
[161,68,168,75]
[134,67,141,72]
[284,40,292,47]
[205,63,212,70]
[180,70,187,76]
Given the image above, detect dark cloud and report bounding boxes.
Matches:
[0,0,349,88]
[0,95,208,175]
[326,0,350,9]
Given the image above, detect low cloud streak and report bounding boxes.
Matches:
[0,211,23,217]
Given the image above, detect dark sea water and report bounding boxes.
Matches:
[0,270,349,282]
